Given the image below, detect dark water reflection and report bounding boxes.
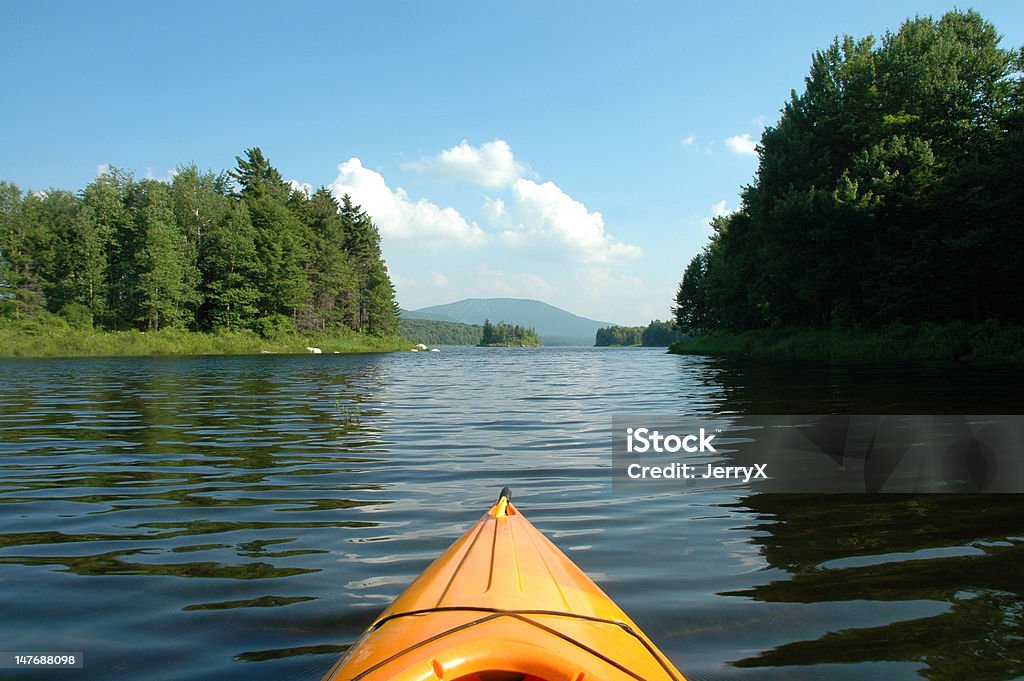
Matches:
[723,495,1024,679]
[0,349,1022,681]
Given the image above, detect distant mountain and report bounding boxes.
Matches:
[400,308,462,324]
[406,298,617,346]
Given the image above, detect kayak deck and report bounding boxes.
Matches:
[322,490,686,681]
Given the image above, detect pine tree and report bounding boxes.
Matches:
[200,202,261,330]
[230,149,312,323]
[135,180,194,330]
[48,187,110,326]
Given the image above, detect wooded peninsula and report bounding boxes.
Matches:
[0,148,406,356]
[594,320,685,347]
[671,10,1024,362]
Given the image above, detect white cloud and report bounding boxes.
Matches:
[288,179,312,196]
[710,200,734,218]
[96,164,110,177]
[725,133,758,156]
[429,271,449,288]
[680,134,696,147]
[482,197,507,223]
[403,139,525,188]
[330,158,487,247]
[494,179,642,265]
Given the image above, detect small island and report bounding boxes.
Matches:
[479,319,541,347]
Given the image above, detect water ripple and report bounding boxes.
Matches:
[1,349,1023,680]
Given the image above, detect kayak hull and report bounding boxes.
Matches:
[322,496,685,681]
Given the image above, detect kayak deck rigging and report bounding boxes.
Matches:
[322,488,687,681]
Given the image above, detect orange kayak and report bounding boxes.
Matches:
[321,488,686,681]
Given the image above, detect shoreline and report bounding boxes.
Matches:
[667,322,1024,363]
[0,324,411,359]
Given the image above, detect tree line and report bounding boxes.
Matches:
[480,320,541,346]
[594,320,686,346]
[400,317,484,346]
[0,148,400,337]
[674,10,1023,334]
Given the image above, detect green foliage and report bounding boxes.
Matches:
[675,10,1024,343]
[251,312,297,339]
[48,187,109,323]
[200,202,261,330]
[339,195,400,336]
[0,181,44,318]
[0,247,13,318]
[0,147,401,347]
[302,188,357,330]
[668,322,1024,363]
[400,317,484,345]
[58,302,93,330]
[0,310,409,358]
[595,320,688,346]
[228,147,290,202]
[135,180,196,329]
[479,319,541,346]
[594,325,643,346]
[641,320,687,346]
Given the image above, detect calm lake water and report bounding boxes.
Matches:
[1,347,1022,681]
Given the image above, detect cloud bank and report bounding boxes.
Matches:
[403,139,525,188]
[330,158,487,247]
[495,178,642,265]
[333,139,640,265]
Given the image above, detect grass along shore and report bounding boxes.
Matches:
[668,321,1024,363]
[0,317,411,358]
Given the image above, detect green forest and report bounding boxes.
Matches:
[400,317,484,346]
[672,10,1024,359]
[0,148,401,351]
[594,320,686,347]
[479,320,541,347]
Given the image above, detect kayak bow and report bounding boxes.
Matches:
[322,488,686,681]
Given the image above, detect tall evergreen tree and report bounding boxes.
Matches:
[303,187,357,330]
[135,180,194,330]
[230,149,312,323]
[340,194,399,335]
[0,181,49,317]
[44,188,108,325]
[228,147,290,202]
[675,9,1023,332]
[172,165,224,324]
[84,169,134,327]
[200,202,261,330]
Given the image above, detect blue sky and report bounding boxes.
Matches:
[4,1,1023,325]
